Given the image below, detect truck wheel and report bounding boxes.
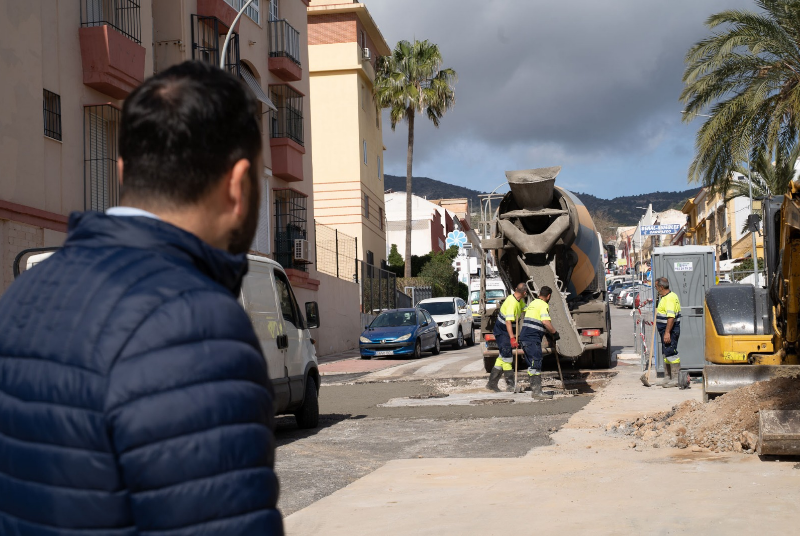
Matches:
[294,377,319,430]
[483,355,495,373]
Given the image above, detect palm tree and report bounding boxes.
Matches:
[726,141,800,202]
[680,0,800,195]
[375,40,457,278]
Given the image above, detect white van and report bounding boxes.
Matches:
[241,255,320,429]
[15,249,321,429]
[469,278,507,327]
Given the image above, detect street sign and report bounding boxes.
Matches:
[640,224,681,236]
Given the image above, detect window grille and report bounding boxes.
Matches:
[191,15,240,77]
[81,0,142,44]
[269,85,303,145]
[363,140,367,164]
[378,155,381,178]
[364,194,370,219]
[274,188,308,271]
[83,105,121,211]
[43,90,62,141]
[379,207,384,230]
[223,0,260,25]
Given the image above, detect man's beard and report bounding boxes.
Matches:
[227,166,260,255]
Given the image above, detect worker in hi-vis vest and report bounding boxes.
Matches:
[654,276,682,388]
[519,286,559,400]
[486,283,527,392]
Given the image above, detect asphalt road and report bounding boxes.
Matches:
[273,306,634,516]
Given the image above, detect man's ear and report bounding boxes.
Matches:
[227,159,252,218]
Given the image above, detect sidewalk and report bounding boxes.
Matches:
[286,361,800,534]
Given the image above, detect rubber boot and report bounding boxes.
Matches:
[503,371,516,393]
[530,374,553,400]
[486,367,503,392]
[659,362,672,387]
[662,363,680,388]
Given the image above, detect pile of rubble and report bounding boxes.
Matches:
[607,377,800,453]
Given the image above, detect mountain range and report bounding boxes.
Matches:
[383,174,700,227]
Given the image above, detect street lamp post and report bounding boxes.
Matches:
[220,0,256,70]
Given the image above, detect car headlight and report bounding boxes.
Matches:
[359,336,371,343]
[395,333,412,341]
[442,320,456,327]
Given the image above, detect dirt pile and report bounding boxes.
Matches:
[607,377,800,453]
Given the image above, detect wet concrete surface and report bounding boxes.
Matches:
[275,380,589,515]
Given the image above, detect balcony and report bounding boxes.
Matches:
[269,19,302,81]
[79,0,145,99]
[269,85,305,182]
[196,0,240,33]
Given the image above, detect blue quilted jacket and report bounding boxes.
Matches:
[0,212,283,535]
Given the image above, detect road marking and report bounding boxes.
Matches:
[414,354,475,376]
[459,360,487,373]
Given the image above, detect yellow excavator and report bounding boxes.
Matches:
[703,180,800,455]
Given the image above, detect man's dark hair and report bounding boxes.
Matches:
[539,286,553,298]
[119,61,261,206]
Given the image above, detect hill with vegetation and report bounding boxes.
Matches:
[383,174,699,228]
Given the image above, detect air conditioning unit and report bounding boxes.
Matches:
[362,47,371,61]
[293,239,310,264]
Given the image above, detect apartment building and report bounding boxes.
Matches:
[679,185,763,262]
[307,0,390,270]
[0,0,323,300]
[152,0,320,298]
[0,0,155,292]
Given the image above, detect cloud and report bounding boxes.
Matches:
[366,0,754,195]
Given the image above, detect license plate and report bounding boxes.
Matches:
[375,350,394,356]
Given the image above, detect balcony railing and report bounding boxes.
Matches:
[191,15,240,77]
[269,85,304,146]
[81,0,141,44]
[269,19,301,66]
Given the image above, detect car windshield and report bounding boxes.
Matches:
[420,301,455,316]
[469,290,506,304]
[370,311,417,328]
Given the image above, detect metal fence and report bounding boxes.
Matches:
[632,286,657,371]
[404,286,433,306]
[269,19,301,66]
[358,260,404,314]
[82,0,142,44]
[315,221,357,282]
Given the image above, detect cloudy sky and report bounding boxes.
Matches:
[367,0,754,198]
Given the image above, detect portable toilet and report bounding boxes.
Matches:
[650,246,716,373]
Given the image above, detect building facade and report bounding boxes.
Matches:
[0,0,156,292]
[307,0,390,270]
[0,0,325,300]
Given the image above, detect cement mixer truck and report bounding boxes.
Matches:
[480,167,611,371]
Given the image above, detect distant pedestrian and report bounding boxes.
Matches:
[486,283,527,391]
[655,276,682,388]
[519,286,559,399]
[0,62,283,534]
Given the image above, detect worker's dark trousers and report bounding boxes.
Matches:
[493,324,513,370]
[520,330,544,372]
[657,323,680,364]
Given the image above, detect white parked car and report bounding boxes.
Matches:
[418,297,474,348]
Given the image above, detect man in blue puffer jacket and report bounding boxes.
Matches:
[0,62,283,534]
